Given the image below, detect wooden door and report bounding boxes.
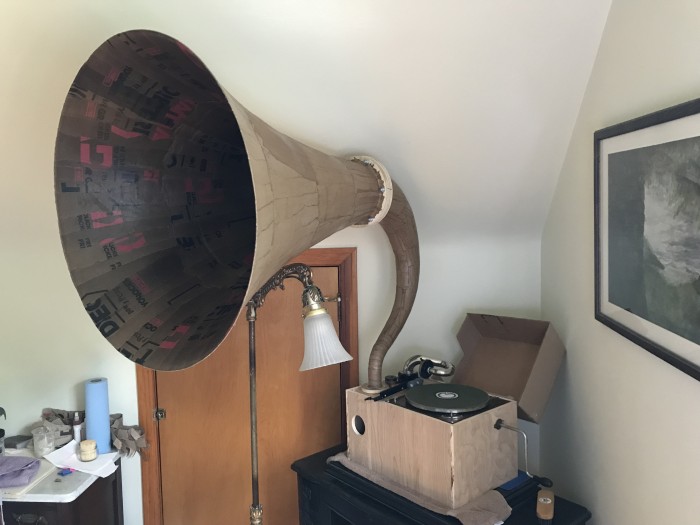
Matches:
[137,248,358,525]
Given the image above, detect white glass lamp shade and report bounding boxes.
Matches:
[300,310,353,371]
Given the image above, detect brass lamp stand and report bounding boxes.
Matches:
[245,263,351,525]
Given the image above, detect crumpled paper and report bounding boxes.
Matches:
[38,409,148,457]
[39,408,78,447]
[110,413,148,457]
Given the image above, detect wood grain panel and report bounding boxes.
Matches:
[346,387,517,508]
[135,366,162,525]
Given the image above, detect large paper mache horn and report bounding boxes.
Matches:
[54,29,418,388]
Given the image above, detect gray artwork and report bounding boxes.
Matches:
[608,136,700,345]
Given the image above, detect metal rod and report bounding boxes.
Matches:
[248,302,263,525]
[244,263,321,525]
[495,419,531,475]
[494,419,553,488]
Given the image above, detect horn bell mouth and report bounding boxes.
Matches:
[54,30,256,371]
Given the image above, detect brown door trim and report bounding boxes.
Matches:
[136,365,163,525]
[136,247,358,525]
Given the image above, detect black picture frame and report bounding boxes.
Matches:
[594,98,700,382]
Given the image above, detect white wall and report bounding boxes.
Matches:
[541,0,700,523]
[319,229,542,381]
[0,8,144,525]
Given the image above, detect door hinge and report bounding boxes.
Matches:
[154,408,167,421]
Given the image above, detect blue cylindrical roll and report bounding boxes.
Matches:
[85,377,111,454]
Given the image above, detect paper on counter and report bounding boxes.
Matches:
[44,440,118,478]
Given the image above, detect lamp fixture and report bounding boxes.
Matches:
[245,263,350,525]
[300,286,351,371]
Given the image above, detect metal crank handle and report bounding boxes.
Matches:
[494,418,553,488]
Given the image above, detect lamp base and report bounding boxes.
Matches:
[250,504,263,525]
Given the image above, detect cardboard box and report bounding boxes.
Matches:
[345,386,517,509]
[454,313,565,423]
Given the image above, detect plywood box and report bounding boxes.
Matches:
[345,386,518,509]
[454,313,566,423]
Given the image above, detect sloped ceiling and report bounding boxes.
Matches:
[135,0,611,239]
[11,0,611,243]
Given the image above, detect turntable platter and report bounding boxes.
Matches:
[404,383,490,414]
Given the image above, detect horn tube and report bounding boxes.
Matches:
[368,182,420,391]
[351,158,420,392]
[54,29,419,379]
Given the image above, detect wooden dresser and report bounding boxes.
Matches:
[1,459,123,525]
[292,446,591,525]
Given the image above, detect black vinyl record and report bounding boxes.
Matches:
[404,383,490,414]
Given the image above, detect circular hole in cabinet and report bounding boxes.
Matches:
[352,415,365,435]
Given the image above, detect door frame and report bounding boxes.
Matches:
[136,247,359,525]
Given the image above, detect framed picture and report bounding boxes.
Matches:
[595,98,700,381]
